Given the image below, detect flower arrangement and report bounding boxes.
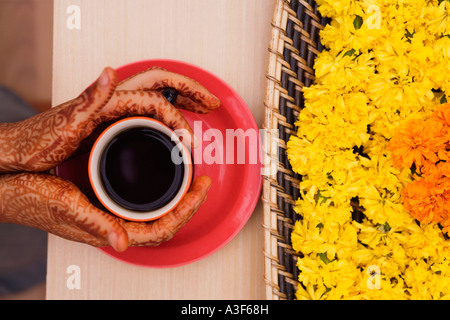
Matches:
[287,0,450,299]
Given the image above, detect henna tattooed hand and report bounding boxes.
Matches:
[0,173,211,251]
[0,66,219,251]
[0,173,129,252]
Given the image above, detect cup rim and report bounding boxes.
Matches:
[88,116,193,222]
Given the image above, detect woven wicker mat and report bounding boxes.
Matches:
[263,0,329,300]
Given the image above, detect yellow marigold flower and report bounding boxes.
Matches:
[402,222,450,260]
[434,36,450,61]
[313,51,376,92]
[316,0,365,17]
[358,183,414,228]
[320,15,382,53]
[295,283,328,300]
[366,72,434,112]
[426,1,450,36]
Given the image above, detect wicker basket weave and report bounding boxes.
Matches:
[262,0,329,300]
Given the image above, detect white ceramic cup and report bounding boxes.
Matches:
[88,117,193,222]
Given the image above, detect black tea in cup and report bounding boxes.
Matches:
[99,127,185,212]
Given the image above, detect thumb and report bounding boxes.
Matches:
[76,201,129,252]
[66,67,118,141]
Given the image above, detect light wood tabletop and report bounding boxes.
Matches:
[47,0,274,300]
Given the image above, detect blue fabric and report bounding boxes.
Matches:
[0,86,47,296]
[0,224,47,295]
[0,86,38,123]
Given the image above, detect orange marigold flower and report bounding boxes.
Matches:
[402,179,442,224]
[402,177,450,227]
[431,103,450,156]
[438,161,450,178]
[421,161,450,180]
[434,176,450,200]
[388,119,447,170]
[431,103,450,127]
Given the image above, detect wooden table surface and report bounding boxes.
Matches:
[47,0,274,300]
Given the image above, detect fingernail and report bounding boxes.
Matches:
[98,69,110,88]
[108,232,118,251]
[193,134,200,149]
[207,183,212,192]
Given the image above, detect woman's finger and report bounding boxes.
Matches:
[96,90,196,148]
[117,67,220,114]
